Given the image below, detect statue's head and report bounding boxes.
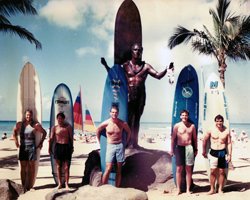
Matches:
[131,43,143,59]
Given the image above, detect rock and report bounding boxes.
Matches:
[84,147,172,191]
[89,167,102,186]
[45,185,148,200]
[121,147,172,191]
[0,179,24,200]
[82,149,101,185]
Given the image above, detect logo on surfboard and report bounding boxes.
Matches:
[182,86,193,98]
[55,97,69,107]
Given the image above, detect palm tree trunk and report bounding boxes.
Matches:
[218,51,227,88]
[218,66,226,88]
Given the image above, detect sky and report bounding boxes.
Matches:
[0,0,249,123]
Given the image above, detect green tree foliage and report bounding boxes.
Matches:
[0,0,42,49]
[168,0,250,87]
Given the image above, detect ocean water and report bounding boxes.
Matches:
[1,120,250,139]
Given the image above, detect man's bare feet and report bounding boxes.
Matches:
[218,190,224,195]
[56,185,62,189]
[65,184,70,190]
[207,190,215,195]
[175,190,181,196]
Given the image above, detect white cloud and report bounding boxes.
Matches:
[75,46,99,57]
[39,0,117,36]
[39,0,88,29]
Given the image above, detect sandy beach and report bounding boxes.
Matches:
[0,136,249,200]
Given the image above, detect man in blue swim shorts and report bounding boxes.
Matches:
[96,105,131,187]
[202,114,232,195]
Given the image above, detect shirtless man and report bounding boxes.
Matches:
[202,114,232,195]
[101,43,173,148]
[49,112,73,189]
[169,110,197,195]
[96,105,131,187]
[13,109,47,191]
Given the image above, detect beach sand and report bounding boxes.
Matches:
[0,137,249,200]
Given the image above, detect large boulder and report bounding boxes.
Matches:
[121,147,172,191]
[82,147,172,191]
[0,179,24,200]
[45,185,148,200]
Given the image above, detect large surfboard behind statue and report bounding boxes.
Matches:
[114,0,142,64]
[171,65,199,191]
[100,65,128,185]
[49,83,74,185]
[16,62,42,190]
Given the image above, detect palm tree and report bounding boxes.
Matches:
[168,0,250,87]
[0,0,42,49]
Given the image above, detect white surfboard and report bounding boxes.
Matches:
[16,62,42,189]
[203,72,229,185]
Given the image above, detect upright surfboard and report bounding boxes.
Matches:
[114,0,142,64]
[99,0,141,186]
[203,73,229,185]
[171,65,199,191]
[100,65,128,185]
[16,62,42,189]
[49,83,74,185]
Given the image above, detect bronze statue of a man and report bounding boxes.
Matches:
[101,43,173,148]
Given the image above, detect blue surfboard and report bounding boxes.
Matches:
[49,83,74,185]
[171,65,199,191]
[100,64,128,185]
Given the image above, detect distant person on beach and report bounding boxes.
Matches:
[1,132,7,140]
[169,110,198,195]
[230,129,237,145]
[238,130,248,146]
[202,114,232,195]
[96,105,131,187]
[13,109,47,190]
[101,43,174,148]
[49,112,73,190]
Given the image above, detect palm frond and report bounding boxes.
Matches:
[0,0,37,17]
[203,25,219,49]
[209,9,221,41]
[217,0,230,23]
[192,40,214,55]
[227,44,250,61]
[0,15,11,24]
[168,26,196,49]
[0,23,41,49]
[240,15,250,38]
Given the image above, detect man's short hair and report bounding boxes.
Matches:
[214,114,224,122]
[57,112,65,119]
[110,104,119,112]
[180,109,189,116]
